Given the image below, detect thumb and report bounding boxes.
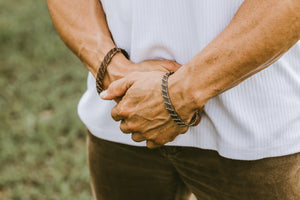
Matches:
[100,76,135,100]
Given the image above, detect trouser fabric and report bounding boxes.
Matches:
[87,131,300,200]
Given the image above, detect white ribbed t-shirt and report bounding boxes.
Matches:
[78,0,300,160]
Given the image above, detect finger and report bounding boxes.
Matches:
[131,133,146,142]
[144,126,183,145]
[119,120,132,133]
[100,75,136,100]
[146,140,163,149]
[111,104,128,122]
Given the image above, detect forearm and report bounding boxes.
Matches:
[46,0,130,77]
[170,0,300,112]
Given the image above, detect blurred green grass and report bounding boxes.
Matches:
[0,0,92,199]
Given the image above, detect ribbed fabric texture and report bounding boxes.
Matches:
[78,0,300,160]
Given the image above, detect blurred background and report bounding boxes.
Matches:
[0,0,92,199]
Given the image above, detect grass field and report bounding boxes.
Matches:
[0,0,92,199]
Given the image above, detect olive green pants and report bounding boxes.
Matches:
[87,131,300,200]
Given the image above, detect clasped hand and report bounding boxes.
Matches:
[101,60,201,148]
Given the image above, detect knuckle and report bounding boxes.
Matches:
[111,107,120,121]
[131,134,138,141]
[126,122,138,132]
[120,121,139,133]
[115,101,129,116]
[153,139,165,146]
[120,127,130,134]
[118,106,129,117]
[111,112,118,121]
[146,141,156,149]
[120,122,131,133]
[131,133,144,142]
[144,133,156,141]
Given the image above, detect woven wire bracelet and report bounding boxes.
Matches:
[161,72,199,127]
[96,47,129,94]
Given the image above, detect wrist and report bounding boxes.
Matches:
[167,71,201,123]
[167,62,212,118]
[102,51,133,89]
[96,47,131,93]
[162,72,200,126]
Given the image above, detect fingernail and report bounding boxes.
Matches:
[100,90,107,99]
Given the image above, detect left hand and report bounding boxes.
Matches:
[100,71,201,148]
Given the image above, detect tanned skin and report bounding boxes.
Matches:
[46,0,181,90]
